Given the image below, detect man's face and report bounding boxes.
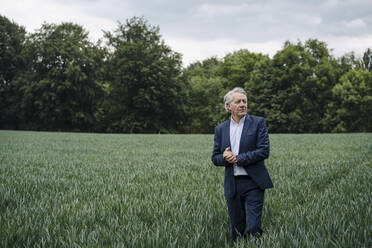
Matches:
[227,92,247,120]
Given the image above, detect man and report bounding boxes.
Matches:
[211,87,273,242]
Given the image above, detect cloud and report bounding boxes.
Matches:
[196,3,259,17]
[2,0,117,41]
[295,14,322,25]
[324,34,372,57]
[343,18,366,28]
[164,33,372,66]
[325,0,339,7]
[163,35,283,66]
[2,0,372,66]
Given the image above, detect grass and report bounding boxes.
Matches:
[0,131,371,247]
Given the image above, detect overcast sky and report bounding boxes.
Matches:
[3,0,372,66]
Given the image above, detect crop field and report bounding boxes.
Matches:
[0,130,371,247]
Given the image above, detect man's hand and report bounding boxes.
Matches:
[223,147,237,164]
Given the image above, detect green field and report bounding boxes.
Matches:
[0,131,371,247]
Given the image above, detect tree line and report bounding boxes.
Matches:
[1,15,371,133]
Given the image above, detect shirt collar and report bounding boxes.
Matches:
[231,115,246,125]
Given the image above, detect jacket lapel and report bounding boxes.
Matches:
[224,119,231,149]
[238,115,250,154]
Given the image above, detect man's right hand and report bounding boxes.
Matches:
[223,147,237,164]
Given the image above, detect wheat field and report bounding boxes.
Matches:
[0,131,371,247]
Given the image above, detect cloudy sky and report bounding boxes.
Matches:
[2,0,372,66]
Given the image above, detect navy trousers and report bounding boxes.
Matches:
[226,175,265,241]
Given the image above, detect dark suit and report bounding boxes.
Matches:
[211,114,273,240]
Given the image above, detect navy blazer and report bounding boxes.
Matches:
[211,114,273,198]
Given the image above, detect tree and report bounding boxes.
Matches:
[244,55,278,131]
[0,15,26,129]
[18,22,105,131]
[102,17,185,133]
[183,57,227,133]
[361,48,372,72]
[338,52,359,75]
[216,49,266,89]
[250,39,338,132]
[325,69,372,132]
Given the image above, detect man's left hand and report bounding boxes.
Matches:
[223,147,238,164]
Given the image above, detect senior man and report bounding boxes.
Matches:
[211,87,273,242]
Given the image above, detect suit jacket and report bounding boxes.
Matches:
[211,114,273,198]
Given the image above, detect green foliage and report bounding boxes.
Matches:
[0,131,371,247]
[337,52,359,75]
[1,14,372,133]
[101,17,185,133]
[245,39,339,132]
[0,15,26,129]
[17,22,106,131]
[244,55,277,126]
[216,49,267,89]
[183,51,269,133]
[183,57,229,133]
[0,15,26,84]
[361,48,372,72]
[325,69,372,132]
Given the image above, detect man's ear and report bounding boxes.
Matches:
[226,104,231,111]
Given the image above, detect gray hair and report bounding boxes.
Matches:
[223,87,247,112]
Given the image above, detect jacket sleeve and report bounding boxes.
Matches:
[211,126,231,167]
[236,118,270,166]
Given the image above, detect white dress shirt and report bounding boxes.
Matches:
[230,115,248,176]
